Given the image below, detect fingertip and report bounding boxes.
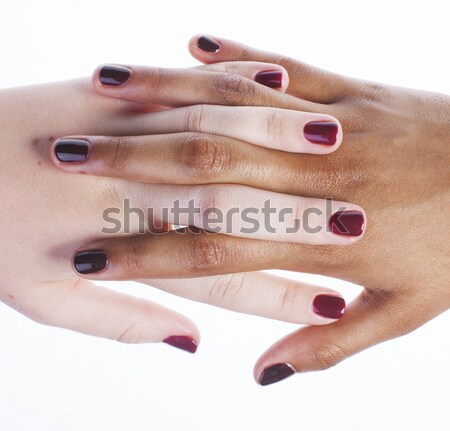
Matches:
[254,66,290,93]
[303,116,344,154]
[91,63,133,94]
[189,33,224,63]
[51,136,91,168]
[328,203,367,241]
[311,294,346,321]
[72,248,109,277]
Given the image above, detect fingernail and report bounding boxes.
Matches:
[74,249,108,274]
[163,336,198,354]
[313,295,346,319]
[54,139,89,163]
[304,121,338,145]
[197,35,221,53]
[255,71,283,89]
[99,65,131,86]
[329,210,365,236]
[260,363,296,386]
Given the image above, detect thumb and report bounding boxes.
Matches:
[254,289,438,386]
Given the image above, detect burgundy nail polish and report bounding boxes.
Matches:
[74,249,108,274]
[54,139,89,163]
[197,36,221,53]
[99,65,131,86]
[313,295,346,319]
[304,121,338,145]
[163,336,198,354]
[255,71,283,89]
[329,211,365,236]
[260,363,296,386]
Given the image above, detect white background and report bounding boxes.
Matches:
[0,1,449,430]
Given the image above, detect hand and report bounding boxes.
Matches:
[65,34,449,385]
[0,61,355,353]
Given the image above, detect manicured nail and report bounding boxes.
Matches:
[54,139,89,163]
[74,249,108,274]
[197,35,221,53]
[304,121,338,145]
[329,210,365,236]
[313,295,346,319]
[260,363,296,386]
[255,71,283,89]
[163,336,198,354]
[99,65,131,86]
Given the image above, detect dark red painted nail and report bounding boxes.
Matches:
[55,139,89,163]
[329,210,365,236]
[304,121,338,145]
[163,336,198,354]
[99,65,131,86]
[260,363,295,386]
[197,36,221,53]
[74,249,108,274]
[313,295,346,319]
[255,71,283,89]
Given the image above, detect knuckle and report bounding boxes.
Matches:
[360,82,390,102]
[187,233,231,273]
[103,136,133,170]
[115,317,143,344]
[236,45,251,60]
[196,184,229,218]
[207,273,246,307]
[272,55,306,77]
[184,105,206,131]
[309,341,348,371]
[142,67,170,94]
[180,134,231,182]
[266,110,286,142]
[122,240,144,275]
[277,282,300,315]
[96,179,126,215]
[213,73,256,105]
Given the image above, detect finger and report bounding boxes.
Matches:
[92,63,322,112]
[68,180,365,246]
[52,105,342,159]
[51,131,341,187]
[144,272,347,325]
[197,61,289,92]
[146,184,367,245]
[189,34,357,104]
[253,290,439,386]
[70,227,351,279]
[61,243,348,325]
[8,279,200,353]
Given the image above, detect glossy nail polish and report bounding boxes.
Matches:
[313,295,346,319]
[304,121,338,145]
[260,363,296,386]
[54,139,89,163]
[99,65,131,86]
[74,249,108,274]
[329,211,365,236]
[255,71,283,89]
[197,36,221,53]
[163,336,198,354]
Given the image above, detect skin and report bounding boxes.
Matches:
[0,60,353,354]
[59,35,450,384]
